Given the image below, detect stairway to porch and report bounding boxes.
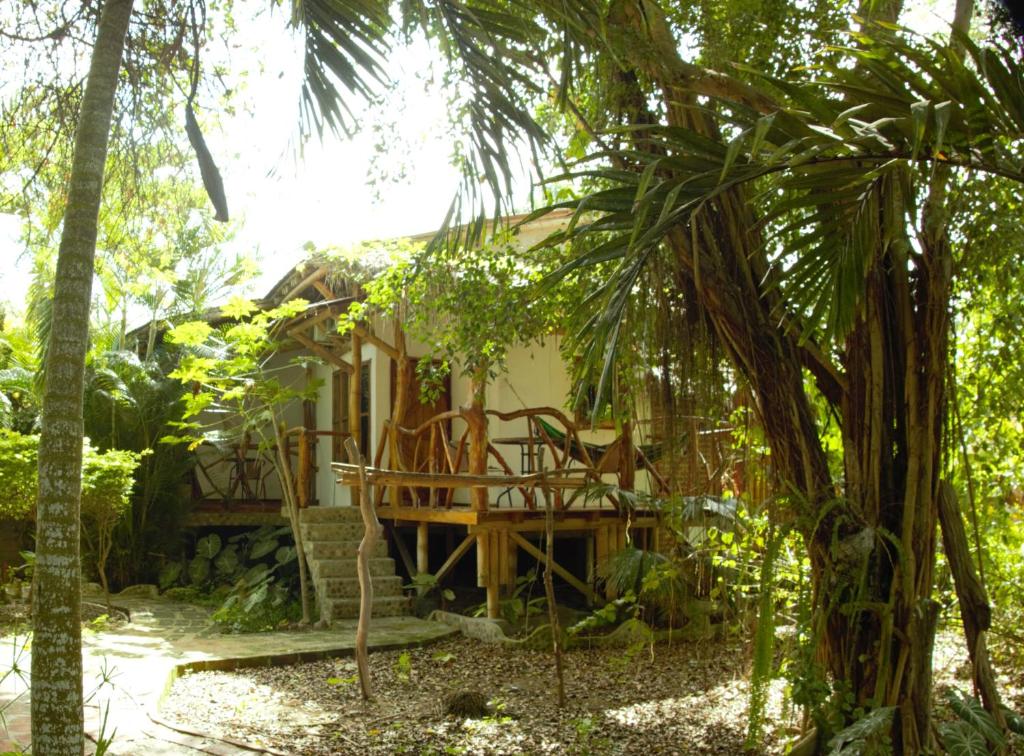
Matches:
[299,506,407,622]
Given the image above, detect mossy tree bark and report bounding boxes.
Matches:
[31,1,133,752]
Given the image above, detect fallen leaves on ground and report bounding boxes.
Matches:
[162,636,793,755]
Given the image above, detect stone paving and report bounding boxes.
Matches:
[0,590,456,755]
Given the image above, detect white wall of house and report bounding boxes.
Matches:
[301,210,654,507]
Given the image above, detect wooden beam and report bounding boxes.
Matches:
[434,533,475,583]
[282,265,328,303]
[351,324,399,360]
[313,280,336,300]
[288,303,347,336]
[373,506,479,525]
[509,530,601,604]
[291,332,353,373]
[388,525,416,579]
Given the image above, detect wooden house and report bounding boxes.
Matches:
[169,211,749,620]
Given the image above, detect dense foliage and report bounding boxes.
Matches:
[0,430,137,523]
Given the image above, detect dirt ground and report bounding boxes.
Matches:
[162,635,792,755]
[161,626,1024,756]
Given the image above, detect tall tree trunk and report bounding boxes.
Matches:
[32,1,133,753]
[603,1,982,750]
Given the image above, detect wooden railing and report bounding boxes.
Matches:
[192,439,278,504]
[366,405,646,512]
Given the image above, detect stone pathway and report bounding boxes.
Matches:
[0,593,455,755]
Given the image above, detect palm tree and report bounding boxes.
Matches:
[526,1,1023,750]
[32,2,133,751]
[31,0,1022,752]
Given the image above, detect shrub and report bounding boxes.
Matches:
[0,429,138,593]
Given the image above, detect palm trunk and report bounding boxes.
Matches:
[605,2,979,749]
[32,1,133,753]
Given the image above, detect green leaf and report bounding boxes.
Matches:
[166,321,213,347]
[938,721,990,756]
[158,562,183,590]
[909,99,929,160]
[188,556,211,585]
[214,545,240,576]
[274,545,297,565]
[1003,708,1024,736]
[249,537,279,560]
[220,296,260,320]
[196,533,222,559]
[243,564,271,587]
[947,690,1006,749]
[827,706,896,755]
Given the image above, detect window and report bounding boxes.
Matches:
[333,361,371,461]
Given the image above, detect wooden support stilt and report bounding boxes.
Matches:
[476,531,500,618]
[508,530,600,605]
[434,533,474,584]
[390,526,416,580]
[489,530,501,598]
[417,522,429,575]
[476,532,487,589]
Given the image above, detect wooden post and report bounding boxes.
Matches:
[489,529,501,596]
[466,413,489,512]
[389,320,408,508]
[417,522,429,575]
[349,332,363,504]
[476,530,499,619]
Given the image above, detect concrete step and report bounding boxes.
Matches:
[322,595,408,620]
[318,575,404,599]
[299,506,364,524]
[305,539,389,560]
[301,522,366,542]
[311,557,397,579]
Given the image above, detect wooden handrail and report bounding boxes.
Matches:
[332,463,592,489]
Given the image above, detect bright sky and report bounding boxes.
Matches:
[0,1,956,319]
[0,10,469,318]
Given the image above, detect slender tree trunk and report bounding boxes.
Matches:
[346,437,382,700]
[275,423,313,625]
[32,1,133,753]
[541,482,566,708]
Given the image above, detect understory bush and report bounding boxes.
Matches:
[0,429,138,594]
[159,525,303,633]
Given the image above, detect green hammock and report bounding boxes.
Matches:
[533,417,668,468]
